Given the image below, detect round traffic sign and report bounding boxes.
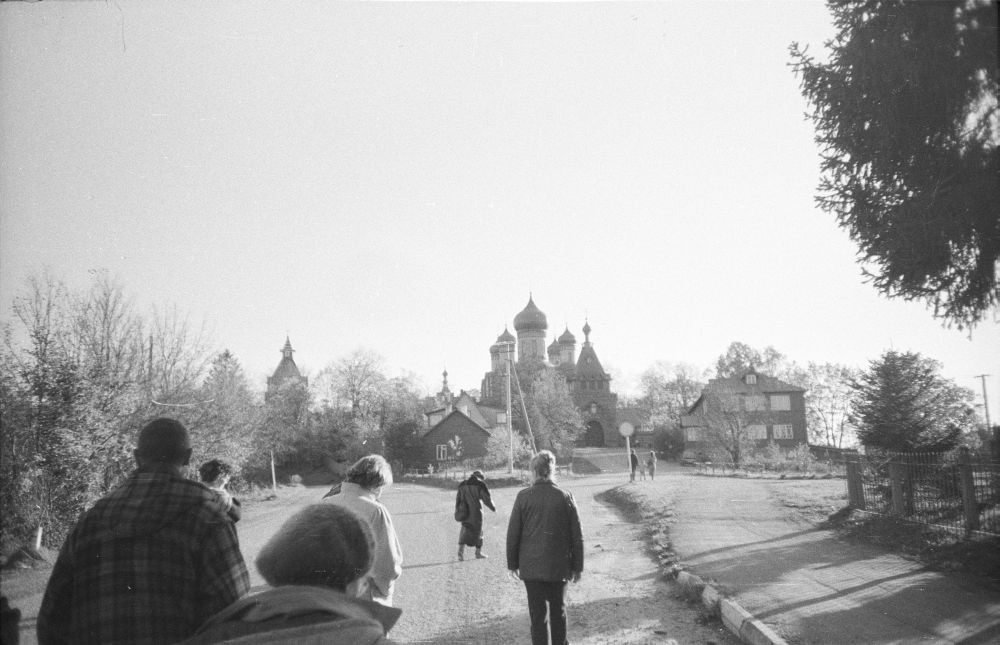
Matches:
[618,421,634,437]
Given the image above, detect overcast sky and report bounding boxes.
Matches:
[1,1,997,420]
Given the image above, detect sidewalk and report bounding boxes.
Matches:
[666,466,1000,645]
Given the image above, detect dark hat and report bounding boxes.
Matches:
[136,418,191,464]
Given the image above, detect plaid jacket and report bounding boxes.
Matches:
[38,466,251,645]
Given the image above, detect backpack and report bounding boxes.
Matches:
[454,488,470,522]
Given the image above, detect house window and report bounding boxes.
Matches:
[747,424,767,440]
[773,424,793,439]
[684,428,702,441]
[744,395,766,411]
[746,374,757,385]
[436,445,448,460]
[770,395,791,411]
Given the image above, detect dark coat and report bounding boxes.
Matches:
[506,480,584,582]
[456,477,495,544]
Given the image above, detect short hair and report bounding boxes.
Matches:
[198,459,234,483]
[135,418,191,465]
[345,455,393,490]
[471,470,485,481]
[255,504,374,591]
[531,450,557,482]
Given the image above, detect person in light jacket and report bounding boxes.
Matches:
[506,450,584,645]
[323,455,403,606]
[182,504,401,644]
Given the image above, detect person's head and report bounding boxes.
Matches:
[255,504,374,596]
[345,455,393,493]
[530,450,557,483]
[135,418,192,469]
[471,470,485,481]
[199,459,234,486]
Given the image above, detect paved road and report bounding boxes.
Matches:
[667,469,1000,645]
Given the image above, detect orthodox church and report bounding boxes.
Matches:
[480,296,619,447]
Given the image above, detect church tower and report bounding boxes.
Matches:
[513,295,547,362]
[266,336,308,398]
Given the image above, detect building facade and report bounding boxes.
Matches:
[679,368,808,461]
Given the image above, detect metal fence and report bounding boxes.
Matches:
[845,448,1000,536]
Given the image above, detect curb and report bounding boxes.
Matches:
[674,570,789,645]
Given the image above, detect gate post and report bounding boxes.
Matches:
[889,461,907,516]
[959,447,980,534]
[845,454,865,510]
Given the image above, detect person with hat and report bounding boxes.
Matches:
[37,417,250,645]
[455,470,496,561]
[182,504,401,644]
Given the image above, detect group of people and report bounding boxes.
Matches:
[630,449,658,482]
[29,417,585,645]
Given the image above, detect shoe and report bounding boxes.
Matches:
[475,552,488,559]
[457,551,464,561]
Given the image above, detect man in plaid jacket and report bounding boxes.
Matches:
[38,418,250,645]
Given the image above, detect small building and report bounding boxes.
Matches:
[680,368,807,461]
[421,375,507,468]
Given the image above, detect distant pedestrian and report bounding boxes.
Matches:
[506,450,584,645]
[38,417,250,645]
[322,455,403,606]
[630,449,639,482]
[182,504,401,644]
[455,470,496,560]
[647,451,657,481]
[199,459,242,522]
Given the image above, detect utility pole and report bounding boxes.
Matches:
[975,374,992,430]
[507,357,513,474]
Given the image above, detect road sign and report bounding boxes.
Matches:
[618,421,634,437]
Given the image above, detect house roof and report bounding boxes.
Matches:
[421,408,493,439]
[684,369,805,415]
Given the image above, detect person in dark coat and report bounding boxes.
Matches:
[630,449,639,482]
[506,451,584,645]
[456,470,496,560]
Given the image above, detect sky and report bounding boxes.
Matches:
[1,1,997,422]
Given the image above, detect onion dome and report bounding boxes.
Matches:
[513,296,548,332]
[558,326,576,344]
[548,337,559,354]
[496,327,515,344]
[582,319,592,343]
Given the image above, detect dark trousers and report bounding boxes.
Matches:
[523,580,568,645]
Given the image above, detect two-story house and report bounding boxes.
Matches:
[679,368,807,462]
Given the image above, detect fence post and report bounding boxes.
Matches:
[889,461,907,516]
[845,454,865,510]
[959,447,980,535]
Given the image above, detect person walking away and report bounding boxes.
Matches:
[37,418,250,645]
[323,455,403,606]
[506,450,584,645]
[647,451,657,481]
[181,504,401,644]
[455,470,496,560]
[199,459,242,522]
[629,449,639,482]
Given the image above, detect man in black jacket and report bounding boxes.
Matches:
[506,451,584,645]
[455,471,496,560]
